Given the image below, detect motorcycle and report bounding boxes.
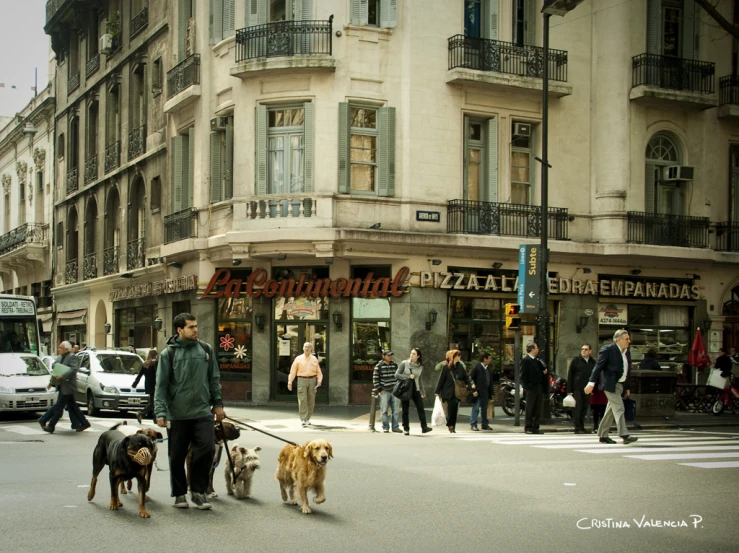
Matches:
[710,376,739,415]
[549,375,571,419]
[500,376,525,416]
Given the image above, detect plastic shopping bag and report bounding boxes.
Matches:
[432,396,447,427]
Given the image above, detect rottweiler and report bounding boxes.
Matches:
[186,420,241,497]
[87,422,156,518]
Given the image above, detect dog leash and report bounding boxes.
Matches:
[224,415,297,446]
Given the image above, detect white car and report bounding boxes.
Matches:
[74,349,148,416]
[0,354,57,414]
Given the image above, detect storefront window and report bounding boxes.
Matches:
[351,297,390,382]
[217,296,253,381]
[117,305,156,349]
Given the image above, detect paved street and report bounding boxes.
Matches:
[2,408,739,553]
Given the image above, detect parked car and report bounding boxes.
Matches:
[74,349,148,416]
[0,354,57,414]
[41,355,56,371]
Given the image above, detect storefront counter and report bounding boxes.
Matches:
[628,369,679,418]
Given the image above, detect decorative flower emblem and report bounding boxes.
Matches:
[220,334,235,351]
[234,345,247,359]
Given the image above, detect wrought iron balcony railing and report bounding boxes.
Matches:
[235,17,333,63]
[447,200,569,239]
[715,221,739,252]
[86,53,100,78]
[632,54,715,94]
[164,207,198,244]
[105,141,120,173]
[66,259,79,284]
[66,167,78,195]
[128,124,146,160]
[719,75,739,106]
[448,35,568,82]
[130,7,148,39]
[0,223,47,256]
[84,155,97,184]
[627,211,709,248]
[166,54,200,99]
[103,245,119,275]
[68,72,80,94]
[127,237,146,270]
[83,252,97,280]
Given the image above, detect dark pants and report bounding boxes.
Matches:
[524,388,544,431]
[444,397,460,428]
[591,405,606,432]
[167,417,215,497]
[573,390,589,431]
[40,393,88,430]
[469,391,490,428]
[401,390,428,431]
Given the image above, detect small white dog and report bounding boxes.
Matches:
[225,444,261,499]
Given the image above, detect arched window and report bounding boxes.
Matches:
[645,133,684,215]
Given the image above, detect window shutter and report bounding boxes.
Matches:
[301,0,312,20]
[255,105,268,195]
[353,0,368,26]
[463,116,470,200]
[210,131,222,203]
[338,102,350,193]
[486,0,499,40]
[524,0,535,46]
[682,0,696,59]
[247,0,266,26]
[178,0,189,60]
[225,119,234,199]
[486,117,498,203]
[645,162,656,213]
[172,135,184,212]
[210,0,220,44]
[380,0,397,29]
[647,0,661,55]
[303,102,314,193]
[224,0,235,37]
[187,127,195,208]
[378,106,396,197]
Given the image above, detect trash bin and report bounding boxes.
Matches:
[628,370,678,418]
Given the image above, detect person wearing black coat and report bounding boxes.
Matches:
[567,344,596,434]
[520,342,547,434]
[639,348,662,371]
[468,354,493,431]
[133,349,158,423]
[435,350,475,433]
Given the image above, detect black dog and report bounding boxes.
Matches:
[87,423,156,518]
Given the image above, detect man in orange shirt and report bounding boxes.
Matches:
[287,342,323,426]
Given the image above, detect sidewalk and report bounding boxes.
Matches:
[222,402,739,435]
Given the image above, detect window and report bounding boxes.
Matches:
[69,114,80,171]
[68,31,80,79]
[350,266,392,383]
[171,127,194,212]
[56,222,64,247]
[107,83,121,148]
[510,121,533,204]
[647,0,698,59]
[338,103,395,196]
[4,192,9,233]
[87,99,99,158]
[209,116,234,203]
[152,58,162,96]
[19,181,25,226]
[464,116,498,202]
[350,0,397,28]
[150,176,161,212]
[57,133,65,159]
[512,0,534,46]
[131,62,146,130]
[645,132,683,215]
[464,0,482,37]
[210,0,235,43]
[178,0,195,61]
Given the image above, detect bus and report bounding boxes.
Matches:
[0,294,41,356]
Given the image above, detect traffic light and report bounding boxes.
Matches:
[504,303,521,329]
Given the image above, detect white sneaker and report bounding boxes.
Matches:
[301,420,307,427]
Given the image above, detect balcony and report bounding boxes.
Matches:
[65,259,78,284]
[66,167,78,195]
[164,54,201,113]
[246,197,315,220]
[164,207,198,244]
[0,224,48,266]
[128,124,146,160]
[718,75,739,120]
[83,252,97,280]
[447,200,569,240]
[86,53,100,78]
[715,222,739,252]
[127,237,146,270]
[105,141,120,173]
[84,155,97,185]
[68,72,80,94]
[627,211,709,249]
[103,245,119,275]
[130,7,148,39]
[630,54,717,110]
[231,18,335,79]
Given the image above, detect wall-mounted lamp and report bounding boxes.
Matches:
[104,322,111,334]
[631,269,642,275]
[276,253,287,261]
[492,262,503,269]
[254,313,265,332]
[576,315,590,334]
[332,311,343,331]
[153,317,165,333]
[703,318,712,331]
[233,259,243,266]
[582,267,592,274]
[426,308,438,331]
[168,261,183,269]
[431,259,442,266]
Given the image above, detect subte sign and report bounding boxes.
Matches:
[517,244,539,314]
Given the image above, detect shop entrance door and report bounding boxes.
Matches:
[274,322,328,402]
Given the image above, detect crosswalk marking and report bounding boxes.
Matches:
[576,445,739,454]
[487,435,702,446]
[0,425,45,436]
[679,461,739,469]
[625,452,739,461]
[536,440,739,449]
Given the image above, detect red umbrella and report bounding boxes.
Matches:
[687,328,710,370]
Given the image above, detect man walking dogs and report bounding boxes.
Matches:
[521,343,546,434]
[155,313,225,510]
[584,329,638,445]
[567,344,595,434]
[288,342,323,427]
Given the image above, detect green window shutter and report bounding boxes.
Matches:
[463,116,470,200]
[223,0,235,37]
[225,119,234,199]
[647,0,661,55]
[209,131,222,203]
[486,117,498,203]
[354,0,368,26]
[247,0,266,26]
[187,127,195,208]
[255,105,267,195]
[210,0,222,44]
[338,103,350,193]
[682,0,696,59]
[486,0,499,40]
[301,0,312,20]
[380,0,397,29]
[378,106,396,197]
[645,162,656,213]
[524,0,535,46]
[303,102,314,193]
[172,135,184,212]
[178,0,189,60]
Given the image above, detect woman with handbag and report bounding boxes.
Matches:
[435,350,475,433]
[395,348,433,436]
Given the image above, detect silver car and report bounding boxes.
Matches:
[74,349,148,416]
[0,354,57,413]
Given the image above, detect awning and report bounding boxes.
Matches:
[38,313,53,333]
[56,309,87,327]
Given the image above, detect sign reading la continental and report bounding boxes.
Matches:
[109,275,198,302]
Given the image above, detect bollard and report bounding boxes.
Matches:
[368,393,377,431]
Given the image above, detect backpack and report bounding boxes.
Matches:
[166,340,214,377]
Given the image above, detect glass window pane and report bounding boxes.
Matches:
[292,108,304,127]
[470,122,482,141]
[352,321,390,382]
[351,108,376,129]
[269,136,284,193]
[350,164,375,191]
[270,0,287,21]
[467,147,482,201]
[511,182,528,204]
[269,110,284,128]
[628,305,656,325]
[290,135,304,193]
[353,298,390,319]
[351,135,376,162]
[659,306,689,327]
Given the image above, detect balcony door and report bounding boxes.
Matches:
[647,0,697,59]
[731,145,739,224]
[645,133,684,216]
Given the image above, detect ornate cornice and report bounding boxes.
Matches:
[33,148,46,170]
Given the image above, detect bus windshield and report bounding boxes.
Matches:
[0,296,40,356]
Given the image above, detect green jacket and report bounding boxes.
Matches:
[154,336,223,421]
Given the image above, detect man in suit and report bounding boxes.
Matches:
[521,342,547,434]
[584,329,638,445]
[567,344,596,434]
[469,353,492,431]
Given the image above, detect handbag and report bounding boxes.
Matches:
[392,365,414,400]
[707,368,730,390]
[451,366,469,401]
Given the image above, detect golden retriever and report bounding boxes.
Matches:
[275,439,333,514]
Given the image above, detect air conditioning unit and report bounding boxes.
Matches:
[513,122,532,137]
[210,116,229,131]
[663,165,695,182]
[99,33,113,55]
[185,18,196,57]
